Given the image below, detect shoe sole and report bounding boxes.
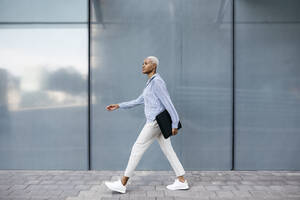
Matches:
[166,185,189,190]
[104,181,126,194]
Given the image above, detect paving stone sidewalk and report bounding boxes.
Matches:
[0,170,300,200]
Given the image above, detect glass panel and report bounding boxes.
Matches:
[235,0,300,169]
[0,12,88,169]
[0,0,87,23]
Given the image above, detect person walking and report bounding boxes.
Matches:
[104,56,189,193]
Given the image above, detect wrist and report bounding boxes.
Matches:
[172,122,178,129]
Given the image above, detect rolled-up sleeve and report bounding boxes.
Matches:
[153,79,180,129]
[117,92,144,109]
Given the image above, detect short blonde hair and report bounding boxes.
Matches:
[147,56,159,67]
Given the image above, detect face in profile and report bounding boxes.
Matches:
[142,58,156,74]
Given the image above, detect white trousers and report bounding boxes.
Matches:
[124,119,185,177]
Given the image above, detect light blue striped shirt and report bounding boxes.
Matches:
[117,73,180,129]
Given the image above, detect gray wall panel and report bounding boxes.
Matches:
[235,0,300,170]
[91,0,233,171]
[2,0,299,171]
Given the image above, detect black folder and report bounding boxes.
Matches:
[155,109,182,139]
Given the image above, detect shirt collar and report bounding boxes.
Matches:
[146,73,158,86]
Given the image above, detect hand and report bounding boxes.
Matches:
[172,128,178,136]
[106,104,120,111]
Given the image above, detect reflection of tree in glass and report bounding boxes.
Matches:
[41,66,86,95]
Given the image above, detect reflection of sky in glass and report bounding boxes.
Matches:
[0,26,88,111]
[0,27,87,77]
[0,0,87,23]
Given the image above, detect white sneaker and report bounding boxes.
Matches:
[104,179,126,193]
[166,178,189,190]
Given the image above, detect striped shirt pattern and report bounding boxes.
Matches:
[117,73,180,129]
